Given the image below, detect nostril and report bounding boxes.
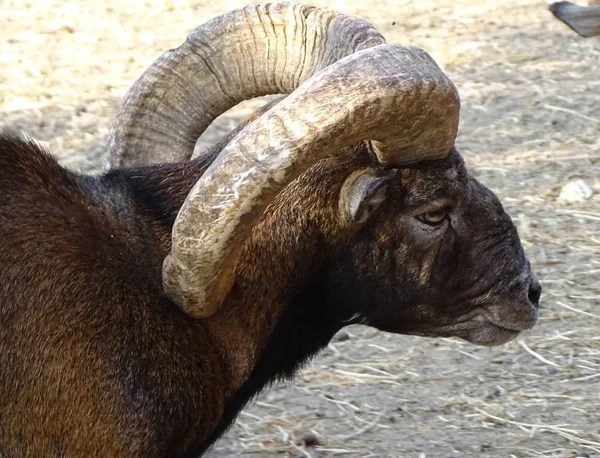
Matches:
[528,279,542,307]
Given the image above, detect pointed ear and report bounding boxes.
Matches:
[340,168,394,224]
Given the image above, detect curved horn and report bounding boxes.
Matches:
[105,3,385,168]
[163,43,461,318]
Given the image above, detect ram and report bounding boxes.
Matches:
[550,1,600,37]
[0,3,541,457]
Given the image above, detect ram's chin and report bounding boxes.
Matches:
[374,319,521,347]
[461,324,521,347]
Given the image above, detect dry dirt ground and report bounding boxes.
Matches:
[1,0,599,457]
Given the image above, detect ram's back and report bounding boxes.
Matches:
[0,135,220,457]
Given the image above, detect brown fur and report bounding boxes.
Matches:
[0,105,540,456]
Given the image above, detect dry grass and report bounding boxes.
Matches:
[1,0,599,457]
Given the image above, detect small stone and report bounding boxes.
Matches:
[558,180,593,202]
[546,366,560,376]
[485,388,502,400]
[297,431,324,447]
[332,330,350,342]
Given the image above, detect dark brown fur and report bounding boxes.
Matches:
[0,111,540,455]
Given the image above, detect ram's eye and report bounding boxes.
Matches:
[416,208,448,226]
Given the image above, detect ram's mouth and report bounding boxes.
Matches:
[461,307,538,347]
[377,302,538,347]
[476,306,539,332]
[463,321,521,347]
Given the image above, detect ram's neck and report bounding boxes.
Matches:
[204,199,333,390]
[197,174,355,449]
[201,271,342,452]
[111,157,339,388]
[111,152,353,451]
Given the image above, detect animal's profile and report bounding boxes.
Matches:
[0,3,541,457]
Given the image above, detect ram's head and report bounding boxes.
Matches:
[108,3,540,347]
[320,146,541,346]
